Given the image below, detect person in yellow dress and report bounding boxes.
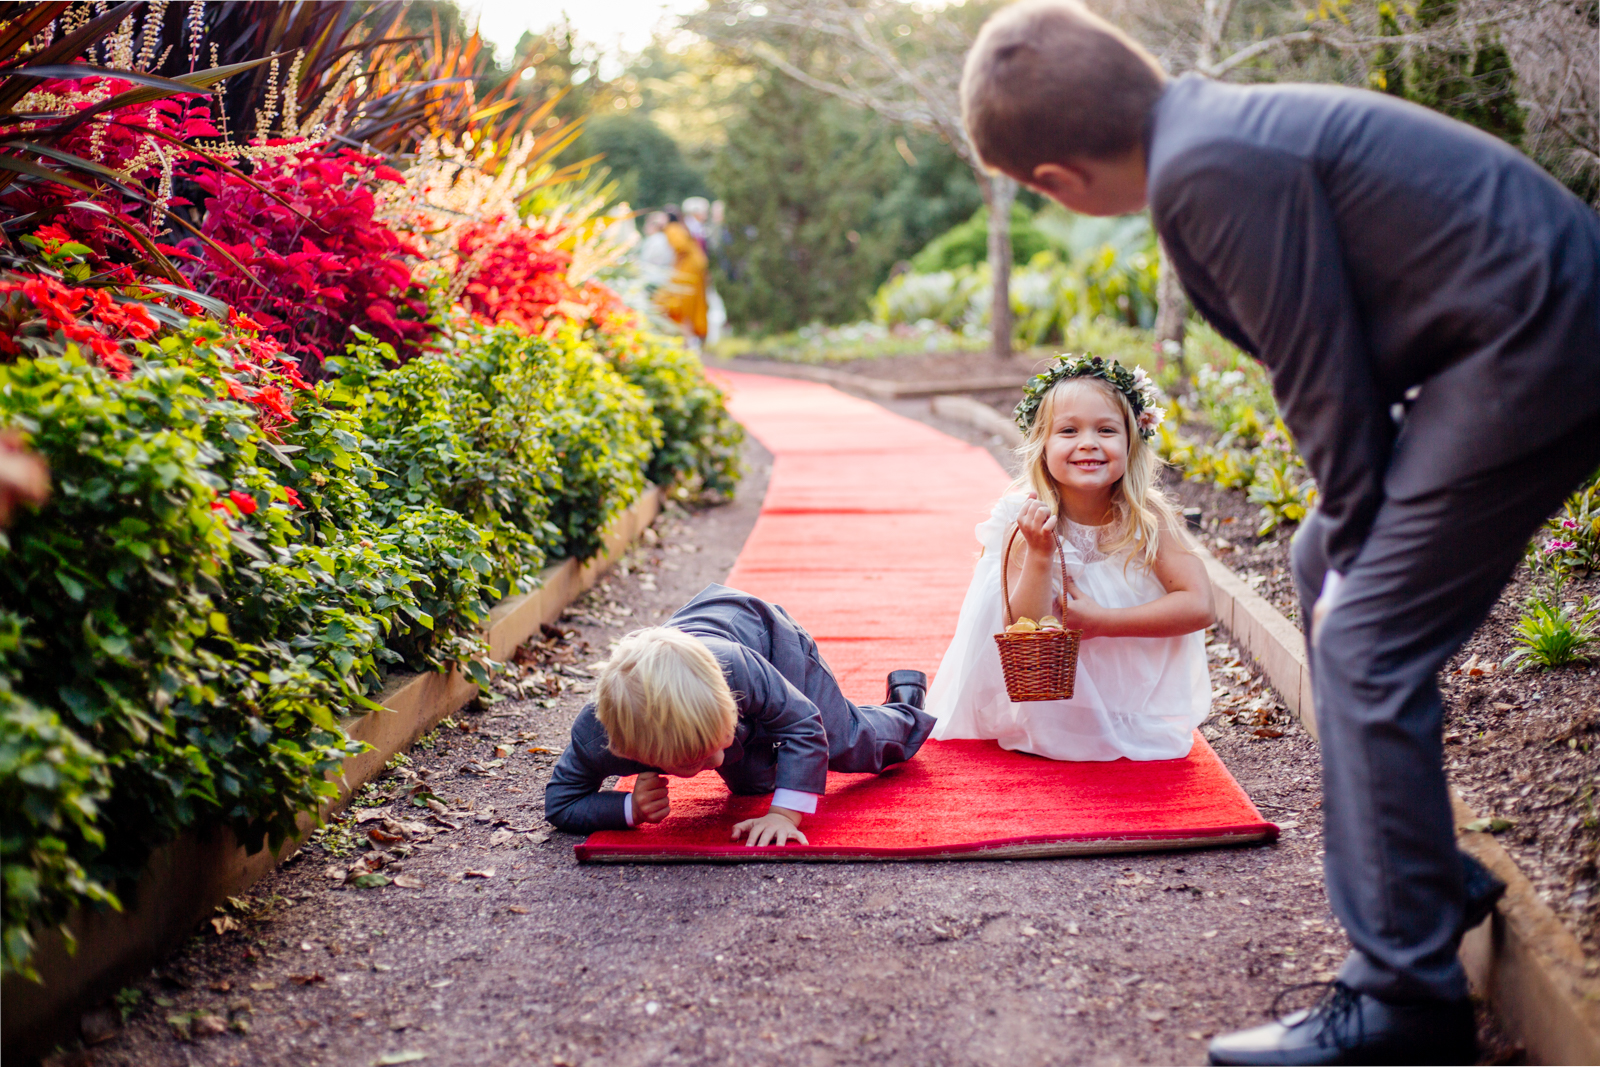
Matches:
[652,206,708,348]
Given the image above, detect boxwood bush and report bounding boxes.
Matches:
[0,310,741,977]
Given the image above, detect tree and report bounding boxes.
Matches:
[712,73,928,332]
[690,0,1023,358]
[571,112,710,210]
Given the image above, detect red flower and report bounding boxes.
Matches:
[283,486,304,509]
[228,490,258,516]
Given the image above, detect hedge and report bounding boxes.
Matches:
[0,306,742,980]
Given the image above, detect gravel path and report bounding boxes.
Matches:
[65,428,1514,1067]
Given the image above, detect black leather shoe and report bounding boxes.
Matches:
[1461,848,1506,934]
[1206,982,1474,1065]
[885,670,928,709]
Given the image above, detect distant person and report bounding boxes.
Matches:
[928,357,1213,760]
[653,206,709,349]
[544,585,934,844]
[635,210,675,290]
[960,1,1594,1062]
[682,196,727,346]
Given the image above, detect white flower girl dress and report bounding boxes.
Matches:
[927,494,1211,761]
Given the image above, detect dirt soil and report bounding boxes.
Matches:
[56,431,1518,1067]
[1162,467,1600,960]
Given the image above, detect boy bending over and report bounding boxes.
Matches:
[544,584,934,845]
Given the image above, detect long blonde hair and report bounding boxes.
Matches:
[1013,376,1184,569]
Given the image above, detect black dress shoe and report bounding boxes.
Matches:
[1206,982,1474,1065]
[885,669,928,709]
[1461,848,1506,934]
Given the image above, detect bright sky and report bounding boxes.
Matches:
[460,0,706,65]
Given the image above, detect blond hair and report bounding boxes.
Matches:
[595,627,737,768]
[961,0,1167,180]
[1014,376,1184,569]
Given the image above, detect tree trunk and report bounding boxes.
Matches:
[1154,237,1191,393]
[986,173,1015,359]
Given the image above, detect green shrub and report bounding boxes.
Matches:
[0,346,362,966]
[1507,578,1599,670]
[542,325,659,561]
[0,614,117,980]
[599,328,744,497]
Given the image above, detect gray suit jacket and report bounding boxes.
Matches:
[1148,74,1600,570]
[542,585,839,835]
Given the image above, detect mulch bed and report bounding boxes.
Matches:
[1165,469,1600,957]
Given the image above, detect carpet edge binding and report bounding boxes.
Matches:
[574,825,1279,864]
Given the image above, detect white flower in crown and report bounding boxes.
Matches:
[1136,405,1166,436]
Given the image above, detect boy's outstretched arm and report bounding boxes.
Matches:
[543,706,650,834]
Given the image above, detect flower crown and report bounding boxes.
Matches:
[1013,354,1166,440]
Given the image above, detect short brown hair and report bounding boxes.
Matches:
[961,0,1167,179]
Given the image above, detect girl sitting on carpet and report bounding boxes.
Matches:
[927,356,1213,761]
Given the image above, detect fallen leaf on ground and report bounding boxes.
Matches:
[1252,727,1285,739]
[425,798,448,814]
[248,981,278,991]
[494,745,511,759]
[374,1053,428,1065]
[324,865,347,881]
[1464,817,1515,833]
[392,874,424,890]
[368,827,405,845]
[351,873,391,889]
[490,830,515,848]
[428,813,461,831]
[1020,926,1041,937]
[463,868,495,879]
[289,973,325,985]
[355,808,390,824]
[508,905,530,914]
[524,745,555,754]
[1142,1009,1169,1023]
[210,915,240,935]
[191,1013,227,1037]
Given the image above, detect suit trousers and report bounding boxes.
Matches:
[1290,409,1600,1002]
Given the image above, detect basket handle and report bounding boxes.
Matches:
[1000,521,1070,626]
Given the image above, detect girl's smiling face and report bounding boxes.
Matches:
[1043,381,1130,510]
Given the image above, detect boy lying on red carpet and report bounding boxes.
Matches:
[543,584,935,845]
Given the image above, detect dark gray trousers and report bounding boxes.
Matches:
[1291,410,1600,1002]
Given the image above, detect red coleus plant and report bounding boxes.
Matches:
[456,220,634,336]
[192,149,433,374]
[0,71,217,270]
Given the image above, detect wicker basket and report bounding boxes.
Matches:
[993,524,1082,702]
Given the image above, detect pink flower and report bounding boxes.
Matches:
[1546,539,1576,554]
[1561,518,1580,530]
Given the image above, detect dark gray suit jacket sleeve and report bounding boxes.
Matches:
[1155,143,1396,572]
[543,705,650,835]
[720,643,830,795]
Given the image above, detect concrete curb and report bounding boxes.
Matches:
[706,358,1033,400]
[925,392,1600,1062]
[929,395,1024,449]
[2,488,663,1060]
[1197,544,1600,1064]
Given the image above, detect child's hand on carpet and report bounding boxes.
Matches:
[733,808,808,847]
[632,772,671,824]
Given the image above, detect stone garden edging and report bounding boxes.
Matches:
[924,389,1600,1062]
[1,488,664,1062]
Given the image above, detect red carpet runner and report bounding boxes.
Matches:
[576,371,1276,862]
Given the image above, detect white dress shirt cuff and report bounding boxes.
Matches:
[623,792,635,827]
[771,788,819,814]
